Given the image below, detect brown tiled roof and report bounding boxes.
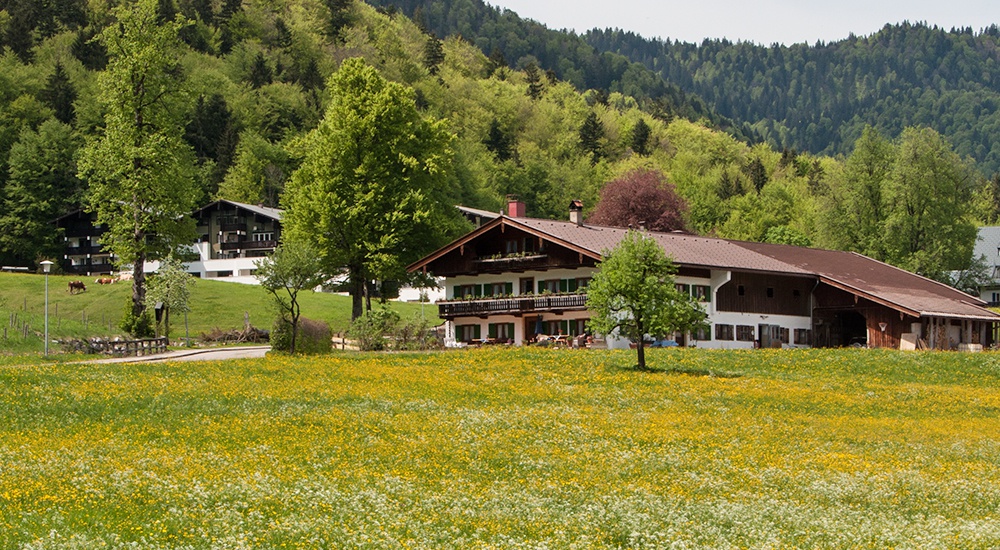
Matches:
[516,218,812,275]
[735,241,998,320]
[412,215,1000,321]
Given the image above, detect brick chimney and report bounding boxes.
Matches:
[506,195,526,217]
[569,200,584,226]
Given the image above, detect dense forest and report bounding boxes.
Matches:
[371,0,1000,176]
[586,23,1000,175]
[0,0,993,290]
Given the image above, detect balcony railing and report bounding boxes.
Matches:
[65,245,106,256]
[439,293,587,318]
[220,240,278,251]
[62,225,107,238]
[220,222,247,232]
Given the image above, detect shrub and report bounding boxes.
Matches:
[394,314,440,350]
[349,306,400,351]
[120,301,154,338]
[271,316,331,354]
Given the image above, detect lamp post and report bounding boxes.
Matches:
[40,260,53,356]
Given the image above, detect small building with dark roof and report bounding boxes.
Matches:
[410,200,999,350]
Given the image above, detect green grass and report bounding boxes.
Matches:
[1,347,999,548]
[0,272,438,354]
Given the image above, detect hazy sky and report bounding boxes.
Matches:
[487,0,1000,45]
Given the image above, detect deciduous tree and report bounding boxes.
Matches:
[588,169,688,232]
[77,0,200,330]
[282,58,455,320]
[586,230,707,370]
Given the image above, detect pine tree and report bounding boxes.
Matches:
[483,119,514,162]
[423,35,445,76]
[487,48,507,77]
[744,156,768,192]
[579,111,604,165]
[41,62,77,124]
[525,63,543,100]
[248,52,272,88]
[630,118,651,156]
[156,0,176,23]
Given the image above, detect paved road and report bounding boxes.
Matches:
[86,345,271,364]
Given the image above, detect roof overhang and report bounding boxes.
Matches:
[407,216,602,273]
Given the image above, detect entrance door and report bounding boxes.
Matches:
[758,324,781,348]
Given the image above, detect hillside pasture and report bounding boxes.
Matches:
[0,272,436,354]
[1,347,998,548]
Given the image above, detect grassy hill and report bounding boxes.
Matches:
[1,347,998,546]
[0,272,437,353]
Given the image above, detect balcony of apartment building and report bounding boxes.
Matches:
[438,292,588,318]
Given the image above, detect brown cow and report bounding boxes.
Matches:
[68,281,87,294]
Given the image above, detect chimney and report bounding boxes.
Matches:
[569,200,584,226]
[506,194,526,218]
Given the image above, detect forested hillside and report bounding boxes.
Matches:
[0,0,993,288]
[587,23,1000,175]
[362,0,757,142]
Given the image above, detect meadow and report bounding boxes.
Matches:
[0,272,435,353]
[1,347,999,548]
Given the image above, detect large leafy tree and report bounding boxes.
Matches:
[883,127,981,279]
[588,168,688,232]
[586,230,706,370]
[823,126,894,259]
[282,57,454,320]
[77,0,199,328]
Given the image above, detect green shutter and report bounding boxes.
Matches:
[488,324,497,338]
[559,279,568,293]
[507,323,515,338]
[568,278,578,292]
[559,320,568,334]
[703,286,712,302]
[474,284,483,297]
[505,282,513,295]
[453,285,461,299]
[538,280,545,293]
[473,325,481,339]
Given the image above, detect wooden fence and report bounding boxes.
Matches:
[88,337,169,357]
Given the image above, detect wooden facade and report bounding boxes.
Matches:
[716,272,813,316]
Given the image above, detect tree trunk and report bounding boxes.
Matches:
[132,253,146,318]
[350,265,364,321]
[637,340,646,370]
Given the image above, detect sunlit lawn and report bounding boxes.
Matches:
[1,347,999,548]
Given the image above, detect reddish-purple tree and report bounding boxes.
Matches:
[588,169,688,232]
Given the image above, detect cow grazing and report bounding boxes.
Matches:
[96,277,116,285]
[68,281,87,294]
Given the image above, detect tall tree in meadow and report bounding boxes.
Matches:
[587,230,706,370]
[588,169,688,232]
[282,58,455,320]
[77,0,199,333]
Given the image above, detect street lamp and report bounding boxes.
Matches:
[40,260,53,356]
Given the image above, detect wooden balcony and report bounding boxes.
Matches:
[220,240,278,251]
[472,254,550,273]
[220,222,248,232]
[438,293,587,318]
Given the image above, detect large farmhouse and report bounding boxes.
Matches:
[410,200,1000,350]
